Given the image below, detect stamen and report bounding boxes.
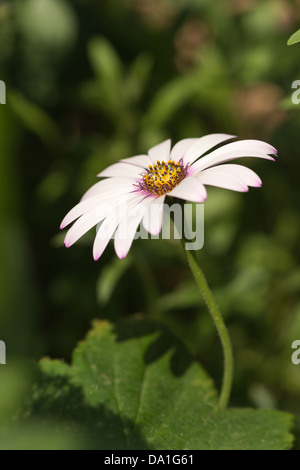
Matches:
[135,158,188,196]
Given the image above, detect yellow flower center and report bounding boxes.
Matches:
[137,159,188,196]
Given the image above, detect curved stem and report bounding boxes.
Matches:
[183,247,233,409]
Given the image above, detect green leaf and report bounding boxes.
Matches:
[23,320,294,450]
[125,53,153,103]
[96,256,132,305]
[158,280,203,311]
[88,37,123,85]
[9,92,62,146]
[287,29,300,45]
[86,37,131,122]
[144,75,199,127]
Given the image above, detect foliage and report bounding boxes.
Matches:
[288,29,300,45]
[3,320,292,450]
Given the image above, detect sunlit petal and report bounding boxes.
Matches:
[148,139,171,164]
[168,176,207,202]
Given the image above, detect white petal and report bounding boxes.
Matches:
[197,171,248,192]
[61,195,107,230]
[148,139,171,164]
[93,195,145,260]
[182,134,236,166]
[64,193,138,248]
[61,184,136,229]
[142,196,165,236]
[169,138,200,162]
[190,140,276,174]
[81,177,136,201]
[120,154,152,167]
[198,164,262,188]
[168,176,207,202]
[114,198,152,259]
[97,162,144,178]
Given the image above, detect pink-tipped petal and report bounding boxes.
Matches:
[182,134,236,166]
[197,171,248,192]
[64,193,138,248]
[168,176,207,202]
[197,164,262,192]
[142,196,165,236]
[114,199,151,259]
[61,195,104,230]
[212,164,262,187]
[190,140,276,174]
[61,184,136,229]
[93,195,145,260]
[148,139,171,164]
[64,208,110,248]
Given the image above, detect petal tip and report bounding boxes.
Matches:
[148,228,162,237]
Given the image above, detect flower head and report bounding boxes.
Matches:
[60,134,276,260]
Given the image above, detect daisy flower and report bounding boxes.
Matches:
[60,134,276,260]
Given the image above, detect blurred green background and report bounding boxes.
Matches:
[1,0,300,449]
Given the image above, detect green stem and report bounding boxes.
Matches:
[183,247,233,409]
